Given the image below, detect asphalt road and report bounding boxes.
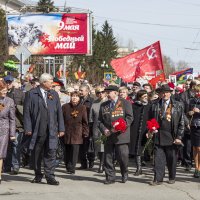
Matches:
[0,160,199,200]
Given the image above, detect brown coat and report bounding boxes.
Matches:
[62,103,89,144]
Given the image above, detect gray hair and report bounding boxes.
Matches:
[80,84,90,91]
[39,73,53,84]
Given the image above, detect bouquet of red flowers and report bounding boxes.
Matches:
[147,118,160,132]
[112,118,127,133]
[142,118,160,155]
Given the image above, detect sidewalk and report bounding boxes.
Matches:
[0,160,199,200]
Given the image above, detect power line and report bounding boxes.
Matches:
[166,0,200,7]
[184,29,200,60]
[95,16,200,30]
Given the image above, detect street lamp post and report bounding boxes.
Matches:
[101,60,109,69]
[100,60,109,83]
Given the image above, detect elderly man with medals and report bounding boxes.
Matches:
[149,84,184,186]
[98,85,133,184]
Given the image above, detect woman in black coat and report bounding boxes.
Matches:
[188,84,200,178]
[131,90,151,176]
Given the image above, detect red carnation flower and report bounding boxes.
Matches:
[112,118,127,133]
[147,118,160,132]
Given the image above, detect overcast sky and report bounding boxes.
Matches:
[35,0,200,73]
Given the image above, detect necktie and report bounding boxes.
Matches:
[162,101,167,117]
[110,101,115,110]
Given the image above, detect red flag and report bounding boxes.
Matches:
[111,41,165,82]
[149,73,165,88]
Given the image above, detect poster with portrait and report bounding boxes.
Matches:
[169,75,177,86]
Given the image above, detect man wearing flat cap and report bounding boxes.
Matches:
[98,85,133,184]
[149,84,184,185]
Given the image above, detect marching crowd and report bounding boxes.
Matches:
[0,73,200,186]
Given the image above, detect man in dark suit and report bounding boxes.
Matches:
[23,73,65,185]
[150,84,184,185]
[98,85,133,184]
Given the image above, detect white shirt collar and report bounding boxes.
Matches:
[40,87,47,99]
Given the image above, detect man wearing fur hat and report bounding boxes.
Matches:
[98,85,133,184]
[150,84,184,185]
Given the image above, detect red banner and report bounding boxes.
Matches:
[7,13,91,55]
[111,41,165,82]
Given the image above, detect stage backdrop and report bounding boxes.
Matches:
[7,13,92,55]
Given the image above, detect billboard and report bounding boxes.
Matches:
[7,13,92,55]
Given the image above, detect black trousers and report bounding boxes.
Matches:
[183,134,192,167]
[154,145,177,182]
[65,144,80,171]
[104,143,129,181]
[79,137,95,167]
[31,134,56,180]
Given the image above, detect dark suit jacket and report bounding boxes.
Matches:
[150,98,184,142]
[23,87,65,150]
[98,98,133,144]
[7,87,25,131]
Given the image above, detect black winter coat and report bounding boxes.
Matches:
[189,97,200,127]
[129,101,151,155]
[150,98,184,142]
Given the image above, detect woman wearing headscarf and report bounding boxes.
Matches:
[131,90,151,176]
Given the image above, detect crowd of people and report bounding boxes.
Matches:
[0,73,200,186]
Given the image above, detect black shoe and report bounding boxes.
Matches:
[168,180,175,184]
[104,179,115,185]
[122,174,128,183]
[185,165,192,172]
[89,162,94,169]
[11,169,19,175]
[149,181,163,186]
[98,166,104,173]
[66,170,75,174]
[31,175,43,183]
[46,178,59,185]
[78,165,88,170]
[134,168,142,176]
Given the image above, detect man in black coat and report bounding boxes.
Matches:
[150,84,184,185]
[98,85,133,184]
[23,73,65,185]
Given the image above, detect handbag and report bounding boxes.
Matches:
[88,137,95,153]
[56,138,65,160]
